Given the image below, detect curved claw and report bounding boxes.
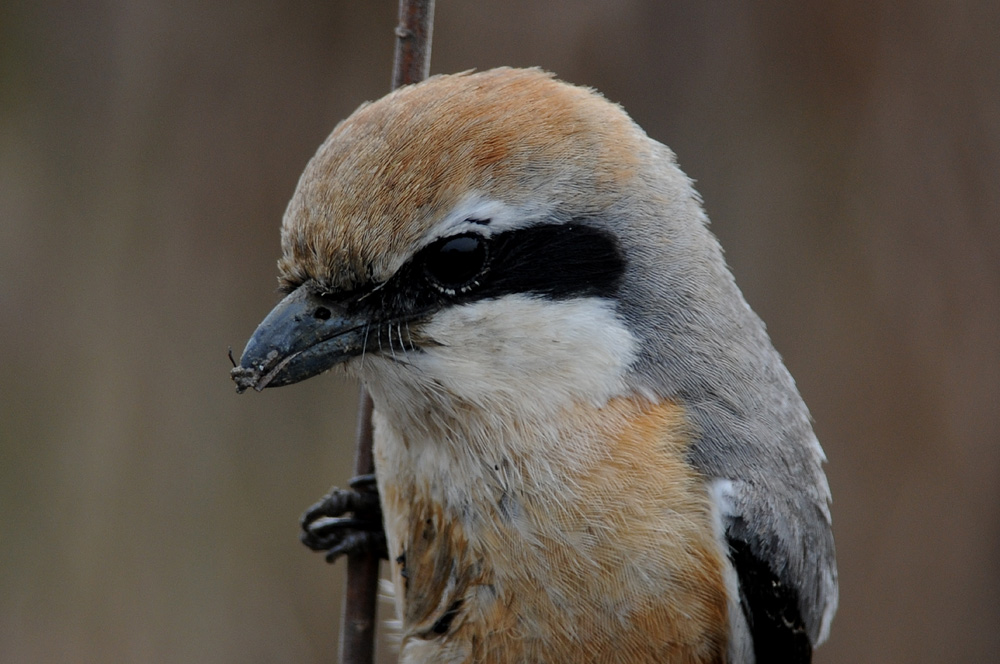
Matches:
[300,477,388,563]
[349,473,378,489]
[321,530,389,563]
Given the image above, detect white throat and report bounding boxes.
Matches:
[356,294,638,441]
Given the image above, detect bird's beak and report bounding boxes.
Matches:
[231,284,368,393]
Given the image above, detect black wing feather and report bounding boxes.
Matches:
[728,537,812,663]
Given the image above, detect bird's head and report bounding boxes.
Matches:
[234,67,751,429]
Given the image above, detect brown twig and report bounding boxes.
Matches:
[340,2,435,663]
[339,390,378,664]
[391,0,435,91]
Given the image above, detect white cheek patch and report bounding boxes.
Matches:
[410,294,637,413]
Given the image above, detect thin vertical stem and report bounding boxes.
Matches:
[392,0,435,91]
[339,2,435,663]
[339,391,378,664]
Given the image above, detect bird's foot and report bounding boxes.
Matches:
[300,474,388,562]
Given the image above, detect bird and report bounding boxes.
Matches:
[232,67,837,663]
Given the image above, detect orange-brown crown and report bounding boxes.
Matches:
[277,68,648,292]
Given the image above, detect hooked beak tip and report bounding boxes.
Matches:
[231,365,261,394]
[230,348,308,393]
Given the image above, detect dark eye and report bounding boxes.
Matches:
[423,234,489,292]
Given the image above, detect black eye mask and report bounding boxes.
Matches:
[354,221,627,324]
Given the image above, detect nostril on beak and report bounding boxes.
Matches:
[314,307,332,320]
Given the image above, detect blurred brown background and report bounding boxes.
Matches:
[2,1,998,662]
